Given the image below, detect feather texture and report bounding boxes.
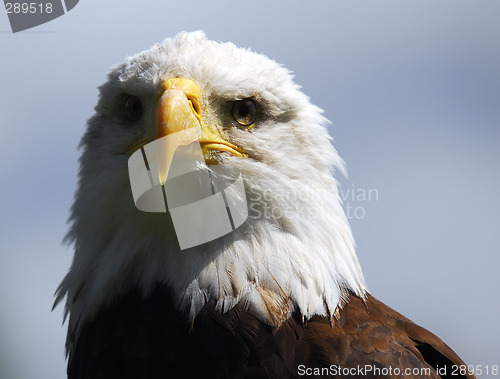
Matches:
[67,286,472,379]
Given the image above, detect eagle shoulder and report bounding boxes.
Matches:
[296,293,473,378]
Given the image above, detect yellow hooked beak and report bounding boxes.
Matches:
[152,78,247,184]
[157,78,246,154]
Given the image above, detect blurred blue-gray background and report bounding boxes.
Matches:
[1,1,498,378]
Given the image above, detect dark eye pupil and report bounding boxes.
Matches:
[239,101,251,118]
[125,96,142,122]
[232,99,256,127]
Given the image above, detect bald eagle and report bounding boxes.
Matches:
[55,32,473,379]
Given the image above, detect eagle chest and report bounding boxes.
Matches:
[68,284,308,379]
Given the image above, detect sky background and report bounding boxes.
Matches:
[1,1,499,378]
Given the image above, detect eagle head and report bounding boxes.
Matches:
[55,31,366,350]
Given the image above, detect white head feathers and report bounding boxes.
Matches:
[55,31,367,346]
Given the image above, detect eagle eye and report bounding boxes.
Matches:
[232,99,257,127]
[124,95,143,122]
